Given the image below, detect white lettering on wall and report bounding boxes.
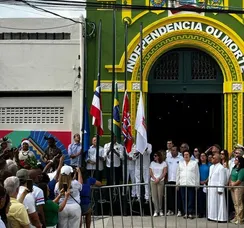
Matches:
[127,21,244,74]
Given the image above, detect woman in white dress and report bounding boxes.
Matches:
[17,140,35,169]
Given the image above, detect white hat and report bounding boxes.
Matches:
[21,140,30,146]
[60,165,73,175]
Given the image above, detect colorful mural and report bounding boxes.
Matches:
[0,130,72,165]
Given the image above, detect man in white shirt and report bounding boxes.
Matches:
[86,137,104,181]
[68,133,82,167]
[104,136,124,185]
[166,146,183,216]
[134,143,152,203]
[124,144,136,198]
[179,143,189,156]
[166,140,174,158]
[28,169,46,227]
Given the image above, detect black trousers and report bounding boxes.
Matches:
[106,166,121,185]
[197,187,206,216]
[166,181,182,213]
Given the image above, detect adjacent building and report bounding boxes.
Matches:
[0,17,84,162]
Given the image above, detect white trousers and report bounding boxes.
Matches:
[127,169,136,197]
[135,167,149,200]
[58,203,81,228]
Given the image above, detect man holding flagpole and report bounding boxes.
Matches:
[90,80,103,182]
[134,92,152,203]
[122,90,136,197]
[104,83,124,185]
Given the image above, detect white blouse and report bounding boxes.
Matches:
[149,161,167,181]
[18,150,35,161]
[176,160,200,186]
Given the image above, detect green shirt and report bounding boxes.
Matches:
[230,167,244,182]
[43,200,59,226]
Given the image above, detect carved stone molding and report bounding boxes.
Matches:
[232,83,243,92]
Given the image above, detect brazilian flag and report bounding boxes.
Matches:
[113,82,121,143]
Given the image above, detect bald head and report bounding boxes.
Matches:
[28,169,42,183]
[212,153,221,164]
[92,137,97,146]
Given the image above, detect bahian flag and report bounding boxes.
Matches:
[90,81,103,136]
[135,92,148,154]
[113,82,121,143]
[122,90,133,153]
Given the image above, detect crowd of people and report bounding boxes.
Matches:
[0,134,244,227]
[150,142,244,225]
[0,135,101,228]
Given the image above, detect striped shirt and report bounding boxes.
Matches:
[32,185,45,206]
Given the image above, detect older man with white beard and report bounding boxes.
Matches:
[208,153,227,222]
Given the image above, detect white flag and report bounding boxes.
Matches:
[135,92,148,154]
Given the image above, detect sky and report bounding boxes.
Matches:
[0,2,85,18]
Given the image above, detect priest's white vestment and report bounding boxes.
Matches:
[207,163,227,222]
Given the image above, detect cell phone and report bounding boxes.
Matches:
[63,183,68,192]
[26,179,33,192]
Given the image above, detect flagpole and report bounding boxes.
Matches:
[139,22,144,203]
[124,22,128,90]
[123,21,128,215]
[110,8,116,185]
[81,17,86,168]
[140,22,143,91]
[96,19,102,179]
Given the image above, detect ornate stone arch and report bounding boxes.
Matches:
[130,30,243,152]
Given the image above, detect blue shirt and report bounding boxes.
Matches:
[199,163,211,182]
[68,143,82,167]
[80,177,96,205]
[48,179,57,200]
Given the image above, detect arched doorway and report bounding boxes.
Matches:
[147,48,223,151]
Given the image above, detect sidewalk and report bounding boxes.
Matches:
[91,216,239,228]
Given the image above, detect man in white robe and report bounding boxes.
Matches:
[208,154,227,222]
[134,143,152,203]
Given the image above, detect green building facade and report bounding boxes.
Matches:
[87,1,244,152]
